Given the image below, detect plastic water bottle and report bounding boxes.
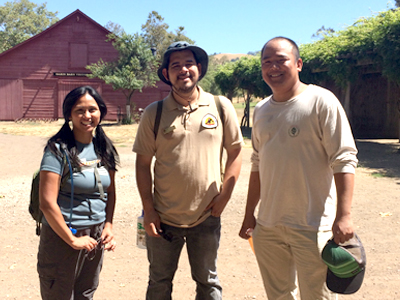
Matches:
[137,210,146,249]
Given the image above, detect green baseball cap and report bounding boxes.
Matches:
[321,234,366,294]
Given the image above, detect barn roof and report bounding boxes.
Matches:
[0,9,111,58]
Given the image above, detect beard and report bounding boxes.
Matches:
[173,77,198,94]
[175,84,196,94]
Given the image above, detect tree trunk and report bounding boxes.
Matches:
[241,94,251,128]
[126,104,131,120]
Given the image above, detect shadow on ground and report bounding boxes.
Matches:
[356,139,400,178]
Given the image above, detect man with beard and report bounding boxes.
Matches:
[133,41,243,300]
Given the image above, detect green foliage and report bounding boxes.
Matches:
[214,61,238,100]
[214,56,271,101]
[300,8,400,85]
[234,56,271,99]
[0,0,58,52]
[140,11,194,62]
[105,21,125,36]
[311,25,335,40]
[87,32,158,104]
[214,56,272,128]
[87,33,158,122]
[199,56,221,95]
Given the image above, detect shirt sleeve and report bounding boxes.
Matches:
[250,103,260,172]
[132,101,158,156]
[220,96,244,150]
[319,90,358,174]
[40,148,63,175]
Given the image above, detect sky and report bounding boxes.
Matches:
[1,0,396,55]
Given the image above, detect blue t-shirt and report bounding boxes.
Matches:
[40,142,111,229]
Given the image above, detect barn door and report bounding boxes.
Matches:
[0,79,22,120]
[22,80,57,120]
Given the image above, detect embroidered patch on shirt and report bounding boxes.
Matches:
[288,126,300,137]
[201,114,218,128]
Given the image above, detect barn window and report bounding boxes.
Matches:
[70,43,88,68]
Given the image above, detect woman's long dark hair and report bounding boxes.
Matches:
[46,86,119,171]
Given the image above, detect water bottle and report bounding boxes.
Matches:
[137,210,146,249]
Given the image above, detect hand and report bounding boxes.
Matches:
[70,235,98,251]
[239,215,256,240]
[205,193,229,217]
[144,208,161,237]
[104,239,117,251]
[101,223,116,251]
[332,214,354,244]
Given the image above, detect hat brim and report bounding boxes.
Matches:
[326,267,365,294]
[157,45,208,86]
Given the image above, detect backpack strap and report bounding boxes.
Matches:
[214,95,224,129]
[154,100,163,139]
[213,96,226,181]
[59,144,71,187]
[93,165,105,200]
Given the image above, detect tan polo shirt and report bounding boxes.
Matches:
[133,87,243,227]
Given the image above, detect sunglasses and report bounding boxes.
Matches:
[168,42,190,50]
[157,229,173,242]
[86,238,104,261]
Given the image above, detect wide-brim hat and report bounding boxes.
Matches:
[157,41,208,85]
[322,234,366,294]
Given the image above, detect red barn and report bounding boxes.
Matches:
[0,9,170,121]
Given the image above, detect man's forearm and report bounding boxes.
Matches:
[220,147,242,199]
[135,155,155,212]
[334,172,354,218]
[245,171,261,216]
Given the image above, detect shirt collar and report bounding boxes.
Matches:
[164,86,210,112]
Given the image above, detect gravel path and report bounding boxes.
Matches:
[1,133,400,299]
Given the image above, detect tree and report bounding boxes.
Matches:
[311,25,335,40]
[105,21,125,36]
[141,11,194,62]
[214,62,238,100]
[233,57,271,127]
[0,0,58,52]
[301,9,400,86]
[198,56,221,95]
[396,0,400,7]
[86,33,158,122]
[214,56,271,127]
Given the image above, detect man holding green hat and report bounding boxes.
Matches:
[133,41,243,299]
[239,36,359,299]
[322,234,366,294]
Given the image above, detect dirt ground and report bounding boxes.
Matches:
[1,129,400,300]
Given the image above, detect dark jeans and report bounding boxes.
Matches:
[37,223,104,300]
[146,216,222,300]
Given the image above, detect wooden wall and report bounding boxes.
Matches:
[0,10,170,121]
[319,73,400,139]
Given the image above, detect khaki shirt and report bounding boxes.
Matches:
[133,87,243,227]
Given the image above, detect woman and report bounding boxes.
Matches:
[37,86,119,300]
